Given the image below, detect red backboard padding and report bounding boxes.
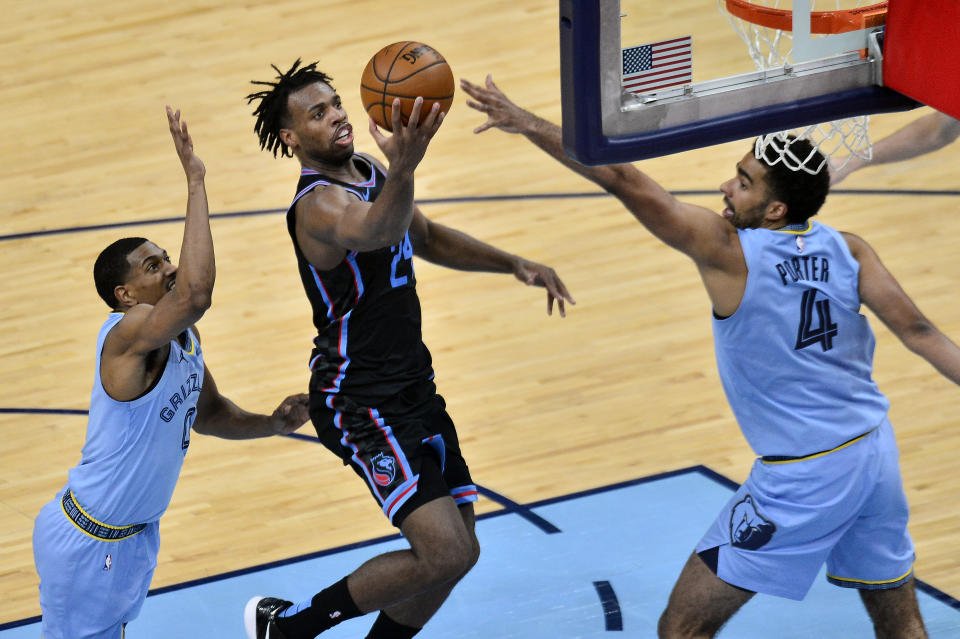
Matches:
[882,0,960,118]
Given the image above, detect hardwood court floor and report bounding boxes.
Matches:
[2,0,959,627]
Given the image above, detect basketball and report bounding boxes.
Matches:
[360,41,454,132]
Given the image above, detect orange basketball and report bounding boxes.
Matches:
[360,41,454,132]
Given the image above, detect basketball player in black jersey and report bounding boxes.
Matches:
[242,60,574,639]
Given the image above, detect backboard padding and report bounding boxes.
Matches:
[883,0,960,119]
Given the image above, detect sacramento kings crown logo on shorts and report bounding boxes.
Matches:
[372,453,398,487]
[729,494,776,550]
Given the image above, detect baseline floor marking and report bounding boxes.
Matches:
[288,431,563,533]
[4,188,959,243]
[0,408,88,415]
[477,485,562,534]
[9,421,960,621]
[919,582,960,612]
[5,467,960,637]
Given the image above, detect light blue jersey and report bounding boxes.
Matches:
[33,313,205,638]
[700,221,913,601]
[712,221,889,457]
[68,312,204,524]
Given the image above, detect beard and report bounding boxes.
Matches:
[299,133,355,166]
[728,200,769,230]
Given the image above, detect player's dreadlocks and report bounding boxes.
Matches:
[246,59,333,158]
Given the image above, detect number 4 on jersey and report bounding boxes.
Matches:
[795,289,838,352]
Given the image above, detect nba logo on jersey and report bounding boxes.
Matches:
[796,236,805,254]
[372,453,397,487]
[103,554,112,571]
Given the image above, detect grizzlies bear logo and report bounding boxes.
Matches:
[729,494,776,550]
[372,453,398,487]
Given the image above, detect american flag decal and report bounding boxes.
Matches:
[622,35,692,95]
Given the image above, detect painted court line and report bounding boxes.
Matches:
[3,188,958,243]
[5,466,959,638]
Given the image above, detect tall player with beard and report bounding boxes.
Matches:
[243,60,574,639]
[460,74,960,639]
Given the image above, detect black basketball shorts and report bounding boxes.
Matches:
[310,390,477,528]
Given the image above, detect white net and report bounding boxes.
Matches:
[719,0,880,174]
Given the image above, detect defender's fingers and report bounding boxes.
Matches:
[473,120,494,135]
[166,106,179,131]
[465,99,486,113]
[459,78,480,95]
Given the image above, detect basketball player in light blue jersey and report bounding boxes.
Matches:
[463,75,960,638]
[31,107,310,639]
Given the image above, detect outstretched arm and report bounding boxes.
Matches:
[846,232,960,384]
[101,108,215,401]
[460,75,738,270]
[461,77,631,197]
[192,366,310,439]
[120,108,214,351]
[832,111,960,185]
[408,207,574,317]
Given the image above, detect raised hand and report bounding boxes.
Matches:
[513,258,576,318]
[269,393,311,435]
[367,96,444,173]
[460,75,529,135]
[166,106,206,182]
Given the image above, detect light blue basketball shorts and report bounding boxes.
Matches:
[32,489,160,639]
[696,418,915,601]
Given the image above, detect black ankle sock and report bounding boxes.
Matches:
[365,611,422,639]
[275,577,363,638]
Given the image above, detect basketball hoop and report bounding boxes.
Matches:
[724,0,887,37]
[719,0,887,174]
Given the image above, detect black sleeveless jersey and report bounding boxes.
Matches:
[286,155,434,407]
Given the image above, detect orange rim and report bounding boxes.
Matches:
[724,0,887,34]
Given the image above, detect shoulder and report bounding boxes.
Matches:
[106,305,151,343]
[101,304,165,361]
[836,230,885,274]
[296,179,358,217]
[729,225,760,248]
[838,229,869,255]
[356,152,387,175]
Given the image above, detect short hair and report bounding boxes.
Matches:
[246,59,334,158]
[94,237,148,309]
[755,136,830,224]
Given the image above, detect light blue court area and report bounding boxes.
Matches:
[5,466,959,638]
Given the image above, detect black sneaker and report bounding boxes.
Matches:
[244,596,293,639]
